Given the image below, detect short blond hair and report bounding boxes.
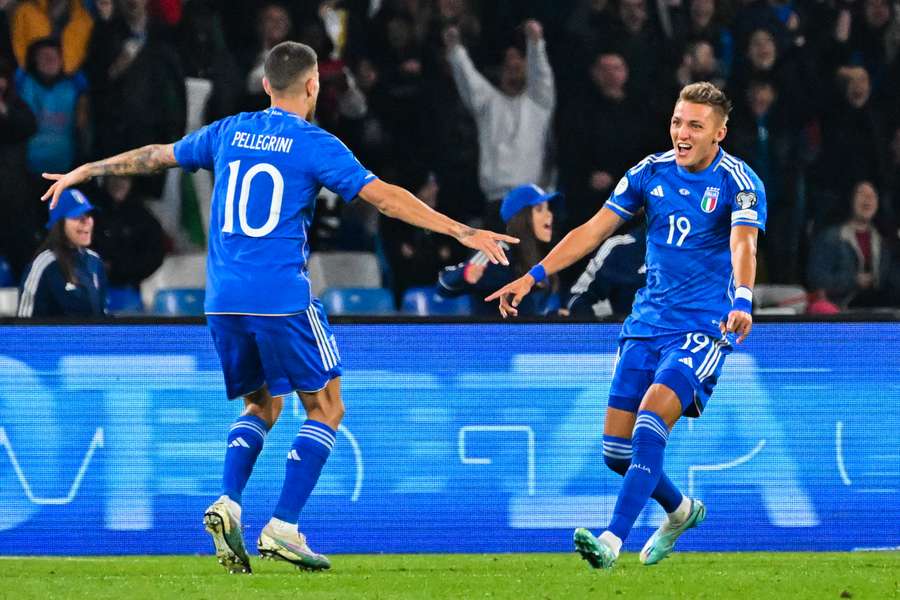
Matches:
[678,82,732,122]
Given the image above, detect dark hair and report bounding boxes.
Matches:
[264,41,318,91]
[34,221,80,284]
[506,208,558,292]
[25,37,62,77]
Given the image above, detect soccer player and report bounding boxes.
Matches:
[487,82,766,568]
[41,41,517,574]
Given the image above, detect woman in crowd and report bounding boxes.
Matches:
[807,180,900,309]
[438,184,559,316]
[17,187,107,317]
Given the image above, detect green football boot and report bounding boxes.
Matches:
[574,528,618,570]
[257,522,332,571]
[640,498,706,566]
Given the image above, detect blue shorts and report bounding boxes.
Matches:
[207,299,342,399]
[608,331,731,418]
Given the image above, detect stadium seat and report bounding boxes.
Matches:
[401,286,472,316]
[321,287,395,315]
[106,286,144,314]
[308,252,381,296]
[140,253,206,309]
[0,256,15,287]
[152,288,205,316]
[0,287,18,317]
[754,284,808,313]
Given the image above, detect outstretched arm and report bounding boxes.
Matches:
[42,143,178,208]
[358,179,518,266]
[486,206,625,317]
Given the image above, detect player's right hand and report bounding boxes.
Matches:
[457,229,519,266]
[485,274,535,318]
[41,165,91,209]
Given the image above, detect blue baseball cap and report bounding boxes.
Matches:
[47,189,96,229]
[500,184,562,224]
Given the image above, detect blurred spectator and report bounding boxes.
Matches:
[0,55,39,279]
[11,0,94,74]
[381,168,459,303]
[438,184,560,316]
[0,0,16,64]
[813,65,890,224]
[175,2,240,124]
[240,2,292,111]
[566,220,646,318]
[675,40,726,89]
[558,51,653,231]
[444,20,555,225]
[86,0,185,195]
[91,175,165,289]
[675,0,735,77]
[16,38,88,175]
[807,181,900,308]
[607,0,669,103]
[148,0,180,27]
[17,188,108,317]
[728,78,801,282]
[886,126,900,229]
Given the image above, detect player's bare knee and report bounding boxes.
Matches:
[639,384,682,428]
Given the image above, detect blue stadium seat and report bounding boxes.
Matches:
[153,288,205,316]
[401,286,472,316]
[106,285,144,313]
[321,287,395,315]
[0,256,15,287]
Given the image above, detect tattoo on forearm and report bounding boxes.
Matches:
[88,145,174,177]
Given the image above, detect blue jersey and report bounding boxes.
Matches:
[174,108,376,315]
[604,147,766,338]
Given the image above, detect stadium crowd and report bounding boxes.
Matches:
[2,0,900,315]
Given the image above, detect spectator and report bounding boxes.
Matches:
[675,40,726,90]
[17,188,108,317]
[675,0,735,77]
[85,0,185,194]
[240,2,292,111]
[438,184,560,316]
[807,181,900,308]
[90,175,165,289]
[11,0,94,74]
[566,220,646,318]
[16,38,88,176]
[558,51,654,231]
[0,56,39,279]
[813,65,891,223]
[444,20,555,225]
[885,126,900,229]
[381,168,459,303]
[607,0,669,103]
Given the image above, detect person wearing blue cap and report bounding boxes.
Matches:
[17,188,107,317]
[438,184,560,315]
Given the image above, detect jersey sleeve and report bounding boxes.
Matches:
[728,163,767,232]
[603,160,647,220]
[311,130,378,202]
[173,118,228,172]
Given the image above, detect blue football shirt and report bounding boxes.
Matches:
[174,108,377,314]
[604,147,767,338]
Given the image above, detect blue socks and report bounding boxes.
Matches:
[607,411,670,541]
[222,415,269,504]
[272,420,336,524]
[603,434,683,513]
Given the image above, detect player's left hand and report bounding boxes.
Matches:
[41,165,92,209]
[457,229,519,266]
[721,309,752,344]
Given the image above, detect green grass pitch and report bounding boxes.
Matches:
[2,552,897,599]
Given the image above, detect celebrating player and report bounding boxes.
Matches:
[487,82,766,568]
[41,41,517,574]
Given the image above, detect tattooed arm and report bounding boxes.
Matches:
[42,144,178,208]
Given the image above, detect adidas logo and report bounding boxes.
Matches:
[678,357,694,368]
[651,185,664,197]
[228,437,250,449]
[287,449,302,461]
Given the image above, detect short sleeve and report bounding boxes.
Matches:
[604,162,647,220]
[728,164,767,232]
[311,130,377,201]
[174,118,228,172]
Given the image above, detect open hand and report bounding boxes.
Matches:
[41,166,92,209]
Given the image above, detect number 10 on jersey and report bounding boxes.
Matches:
[667,214,691,247]
[223,160,285,237]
